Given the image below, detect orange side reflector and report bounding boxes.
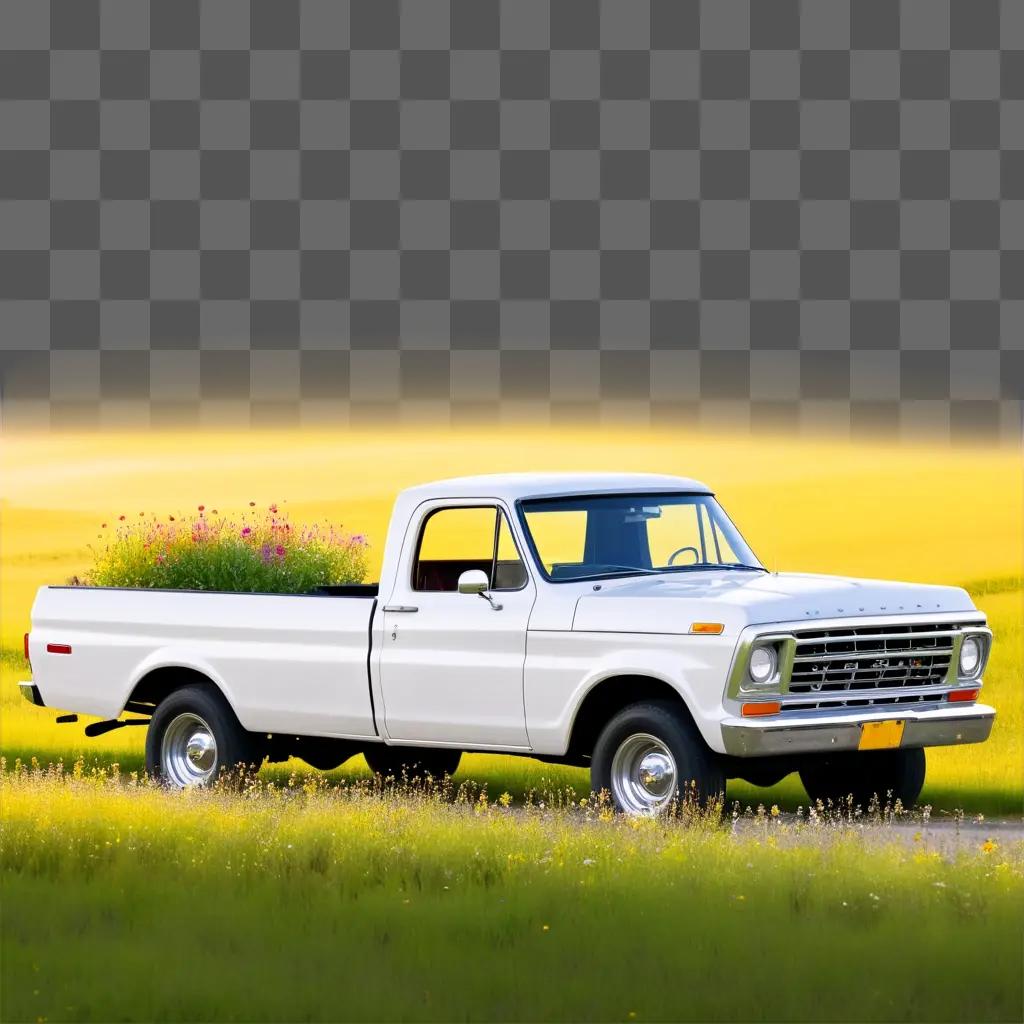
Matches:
[690,622,725,635]
[948,688,979,703]
[741,701,781,717]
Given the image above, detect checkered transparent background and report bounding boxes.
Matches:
[1,0,1022,441]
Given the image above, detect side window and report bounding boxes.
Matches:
[413,507,527,592]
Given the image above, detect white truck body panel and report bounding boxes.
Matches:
[372,492,536,748]
[523,629,738,754]
[22,472,995,764]
[29,587,377,738]
[570,571,976,635]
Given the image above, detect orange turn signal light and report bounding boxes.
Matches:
[948,688,979,703]
[741,701,781,717]
[690,622,724,635]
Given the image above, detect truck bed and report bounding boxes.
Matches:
[46,582,381,598]
[28,585,379,739]
[311,584,379,597]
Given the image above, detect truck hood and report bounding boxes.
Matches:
[571,571,978,635]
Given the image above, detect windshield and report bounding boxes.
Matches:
[519,492,762,582]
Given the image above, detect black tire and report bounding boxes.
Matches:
[799,747,926,809]
[591,700,725,814]
[363,744,462,781]
[146,684,260,787]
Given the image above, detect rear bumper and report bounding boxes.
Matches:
[18,681,45,707]
[720,703,995,757]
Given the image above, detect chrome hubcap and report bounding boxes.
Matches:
[161,712,218,787]
[610,733,678,815]
[186,731,216,772]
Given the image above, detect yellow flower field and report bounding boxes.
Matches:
[1,428,1022,1022]
[1,427,1021,810]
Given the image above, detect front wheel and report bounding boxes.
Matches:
[146,684,259,788]
[591,701,725,815]
[799,747,926,809]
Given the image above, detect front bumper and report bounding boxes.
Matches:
[720,703,995,757]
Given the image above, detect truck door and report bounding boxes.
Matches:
[378,503,534,748]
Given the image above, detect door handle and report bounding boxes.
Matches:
[383,605,419,613]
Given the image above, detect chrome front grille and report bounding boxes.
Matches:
[779,621,969,714]
[781,692,949,713]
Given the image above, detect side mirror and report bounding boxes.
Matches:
[457,569,489,595]
[457,569,503,610]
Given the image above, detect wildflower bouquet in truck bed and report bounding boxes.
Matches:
[77,504,369,594]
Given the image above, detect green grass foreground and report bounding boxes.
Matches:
[2,767,1022,1023]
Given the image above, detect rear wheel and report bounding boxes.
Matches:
[363,745,462,781]
[799,747,926,809]
[591,701,724,815]
[146,685,260,788]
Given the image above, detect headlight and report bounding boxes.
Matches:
[959,636,982,678]
[748,645,778,685]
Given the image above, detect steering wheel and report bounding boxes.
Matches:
[667,546,700,566]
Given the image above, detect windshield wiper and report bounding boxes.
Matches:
[565,563,765,581]
[660,562,767,573]
[564,566,661,581]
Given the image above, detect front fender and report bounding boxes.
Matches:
[524,630,738,755]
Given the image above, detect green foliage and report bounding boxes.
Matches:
[79,505,369,594]
[1,766,1022,1023]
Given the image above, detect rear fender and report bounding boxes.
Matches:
[120,647,242,723]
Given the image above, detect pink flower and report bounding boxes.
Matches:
[275,545,285,557]
[269,504,278,514]
[241,526,252,537]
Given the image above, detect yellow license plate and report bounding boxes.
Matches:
[858,720,906,750]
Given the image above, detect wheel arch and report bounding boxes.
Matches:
[121,650,238,719]
[565,673,698,763]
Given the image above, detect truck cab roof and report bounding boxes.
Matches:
[397,473,713,505]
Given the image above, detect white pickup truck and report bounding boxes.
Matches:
[21,473,995,813]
